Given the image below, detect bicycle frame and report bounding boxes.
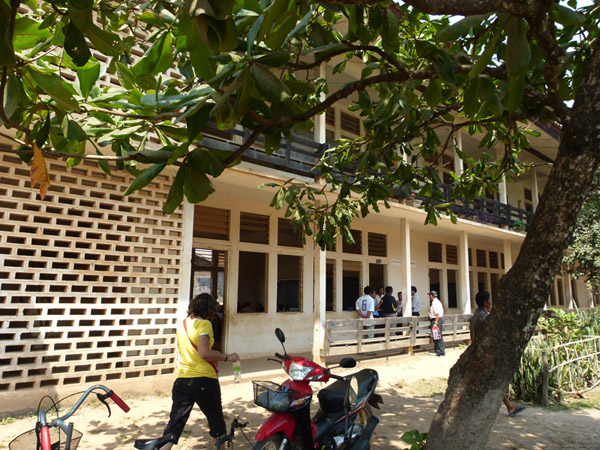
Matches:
[37,384,130,450]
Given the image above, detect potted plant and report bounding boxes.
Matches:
[406,193,422,207]
[512,220,526,232]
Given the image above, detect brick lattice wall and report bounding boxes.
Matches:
[0,151,182,397]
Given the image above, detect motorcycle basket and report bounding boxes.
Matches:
[253,381,300,413]
[9,427,83,450]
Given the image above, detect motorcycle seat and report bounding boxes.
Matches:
[317,369,378,414]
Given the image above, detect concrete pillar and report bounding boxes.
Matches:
[178,200,195,318]
[459,231,471,314]
[400,218,412,316]
[503,240,513,272]
[314,64,327,144]
[530,166,540,211]
[564,272,574,309]
[454,130,464,176]
[312,242,326,364]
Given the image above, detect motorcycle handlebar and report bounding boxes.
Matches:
[274,352,290,360]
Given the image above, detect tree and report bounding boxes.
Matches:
[1,0,600,448]
[563,170,600,293]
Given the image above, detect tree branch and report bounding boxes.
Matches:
[401,0,544,19]
[81,106,180,121]
[222,126,266,167]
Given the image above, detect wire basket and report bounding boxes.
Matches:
[9,427,83,450]
[253,381,300,413]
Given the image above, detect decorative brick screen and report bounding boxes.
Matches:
[0,152,183,394]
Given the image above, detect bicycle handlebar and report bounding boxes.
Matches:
[109,391,130,412]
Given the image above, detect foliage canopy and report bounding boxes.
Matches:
[1,0,599,250]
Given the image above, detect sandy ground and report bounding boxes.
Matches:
[2,347,600,449]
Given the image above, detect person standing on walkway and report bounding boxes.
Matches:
[380,286,398,318]
[396,291,403,317]
[411,286,420,317]
[356,286,377,339]
[428,291,445,356]
[161,293,240,449]
[470,291,526,417]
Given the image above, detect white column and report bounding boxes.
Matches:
[400,218,412,316]
[177,200,195,318]
[564,272,574,309]
[503,240,513,272]
[314,64,327,144]
[335,256,343,313]
[530,166,540,211]
[459,231,471,314]
[454,130,464,175]
[312,242,326,363]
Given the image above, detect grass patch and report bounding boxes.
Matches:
[546,386,600,412]
[402,377,447,398]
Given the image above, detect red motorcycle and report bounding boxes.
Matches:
[253,328,383,450]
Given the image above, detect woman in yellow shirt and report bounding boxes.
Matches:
[160,293,240,449]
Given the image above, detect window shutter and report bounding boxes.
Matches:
[194,206,229,240]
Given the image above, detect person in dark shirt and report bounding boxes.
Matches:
[380,286,398,317]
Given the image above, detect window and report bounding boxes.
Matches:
[326,260,335,311]
[501,253,505,270]
[447,270,458,308]
[278,218,302,248]
[342,260,361,310]
[194,206,229,240]
[368,233,387,257]
[476,249,487,267]
[468,248,473,266]
[369,263,384,293]
[326,108,335,126]
[429,268,441,301]
[192,249,226,303]
[240,212,269,244]
[340,112,360,135]
[557,279,565,306]
[490,273,499,304]
[428,242,442,263]
[489,251,499,269]
[277,255,302,312]
[237,251,267,313]
[343,230,362,254]
[477,272,487,293]
[446,245,458,265]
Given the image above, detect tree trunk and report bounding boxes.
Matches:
[424,41,600,449]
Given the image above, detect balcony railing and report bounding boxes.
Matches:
[201,126,533,229]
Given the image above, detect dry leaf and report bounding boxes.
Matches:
[31,143,50,199]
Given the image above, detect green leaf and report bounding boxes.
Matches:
[258,0,289,43]
[423,79,442,107]
[505,72,526,113]
[184,164,215,203]
[187,102,212,142]
[434,14,490,42]
[76,60,100,99]
[213,67,247,111]
[156,125,188,142]
[431,49,457,85]
[67,120,87,142]
[27,67,80,111]
[67,0,94,30]
[265,11,298,50]
[63,22,91,66]
[255,52,291,67]
[381,9,399,55]
[251,63,292,102]
[0,0,15,66]
[506,16,530,77]
[551,5,586,26]
[265,132,281,155]
[469,31,501,79]
[123,163,166,196]
[189,147,225,176]
[463,79,479,117]
[132,32,174,77]
[95,147,111,176]
[116,62,136,90]
[247,14,264,55]
[2,74,20,120]
[283,5,315,46]
[163,166,185,213]
[187,0,215,17]
[13,17,52,50]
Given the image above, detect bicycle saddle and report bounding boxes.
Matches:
[134,433,176,450]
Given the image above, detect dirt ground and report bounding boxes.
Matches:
[2,347,600,449]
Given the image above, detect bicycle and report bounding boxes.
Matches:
[8,384,130,450]
[134,418,250,450]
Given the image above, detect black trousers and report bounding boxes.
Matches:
[163,377,227,442]
[430,318,445,356]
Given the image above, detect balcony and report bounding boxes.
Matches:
[201,126,533,230]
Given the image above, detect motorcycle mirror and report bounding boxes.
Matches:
[275,328,286,343]
[339,358,356,368]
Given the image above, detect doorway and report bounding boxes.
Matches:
[191,248,227,351]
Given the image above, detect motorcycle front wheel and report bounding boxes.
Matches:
[254,432,284,450]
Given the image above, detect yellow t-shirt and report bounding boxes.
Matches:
[176,317,218,379]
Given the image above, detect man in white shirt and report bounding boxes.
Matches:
[356,286,376,318]
[356,286,376,339]
[411,286,420,317]
[428,290,445,356]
